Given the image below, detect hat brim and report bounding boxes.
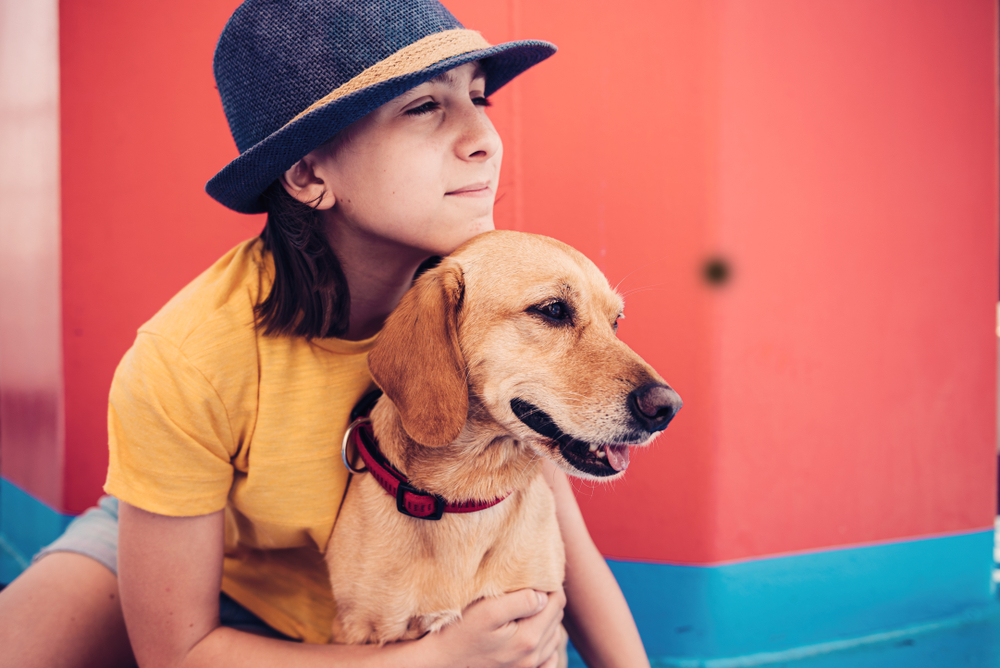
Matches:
[206,39,556,214]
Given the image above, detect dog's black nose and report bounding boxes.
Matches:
[628,383,683,433]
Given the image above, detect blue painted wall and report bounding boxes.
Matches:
[0,477,73,585]
[5,477,998,665]
[613,532,997,660]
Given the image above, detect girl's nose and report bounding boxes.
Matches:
[454,103,501,162]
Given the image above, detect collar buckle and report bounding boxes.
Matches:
[396,481,446,521]
[344,390,510,520]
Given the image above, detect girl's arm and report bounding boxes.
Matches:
[117,501,564,668]
[543,461,652,668]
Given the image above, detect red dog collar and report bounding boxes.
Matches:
[342,394,509,520]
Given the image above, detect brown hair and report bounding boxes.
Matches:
[255,182,350,338]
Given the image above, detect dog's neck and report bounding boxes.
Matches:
[369,397,542,504]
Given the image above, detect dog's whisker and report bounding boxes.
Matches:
[618,284,671,299]
[610,259,662,295]
[569,476,598,497]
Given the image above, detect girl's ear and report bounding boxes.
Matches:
[368,260,468,447]
[280,152,336,210]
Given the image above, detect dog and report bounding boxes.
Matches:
[325,230,682,648]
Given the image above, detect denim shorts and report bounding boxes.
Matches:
[34,495,293,640]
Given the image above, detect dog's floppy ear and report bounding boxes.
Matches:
[368,260,467,447]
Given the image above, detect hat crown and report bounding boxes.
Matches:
[215,0,464,153]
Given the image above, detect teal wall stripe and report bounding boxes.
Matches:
[3,477,997,665]
[606,531,997,662]
[0,477,74,584]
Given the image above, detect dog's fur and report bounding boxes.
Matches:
[325,230,680,645]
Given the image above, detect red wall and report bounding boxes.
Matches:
[59,0,263,512]
[58,0,997,566]
[711,0,998,561]
[452,0,999,563]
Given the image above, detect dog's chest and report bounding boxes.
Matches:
[325,472,565,645]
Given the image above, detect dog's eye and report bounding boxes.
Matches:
[532,301,571,323]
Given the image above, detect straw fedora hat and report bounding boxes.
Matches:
[206,0,556,214]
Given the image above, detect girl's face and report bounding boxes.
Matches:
[300,62,502,260]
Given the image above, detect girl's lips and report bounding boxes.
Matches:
[446,184,492,196]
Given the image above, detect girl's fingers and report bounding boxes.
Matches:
[526,587,565,631]
[536,621,567,667]
[451,588,564,667]
[512,587,565,650]
[470,589,547,630]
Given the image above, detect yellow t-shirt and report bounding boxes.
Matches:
[104,237,377,643]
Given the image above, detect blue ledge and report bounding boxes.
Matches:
[0,477,74,585]
[576,531,998,666]
[4,477,997,665]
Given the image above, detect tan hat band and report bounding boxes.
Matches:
[287,29,493,126]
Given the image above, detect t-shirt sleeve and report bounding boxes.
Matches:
[104,332,237,516]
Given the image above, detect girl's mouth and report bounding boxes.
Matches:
[446,184,492,197]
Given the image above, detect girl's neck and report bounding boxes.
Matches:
[324,219,429,342]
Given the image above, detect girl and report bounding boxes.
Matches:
[0,1,650,666]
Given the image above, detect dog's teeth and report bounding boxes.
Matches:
[596,448,606,458]
[589,443,599,452]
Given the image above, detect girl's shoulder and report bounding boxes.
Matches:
[138,237,271,356]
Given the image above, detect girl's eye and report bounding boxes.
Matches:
[472,96,491,107]
[405,100,440,116]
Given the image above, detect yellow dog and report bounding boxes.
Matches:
[326,230,682,650]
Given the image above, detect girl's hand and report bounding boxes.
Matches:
[418,588,566,668]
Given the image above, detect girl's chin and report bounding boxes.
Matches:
[467,218,496,241]
[428,224,495,257]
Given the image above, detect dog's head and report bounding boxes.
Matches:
[368,230,681,482]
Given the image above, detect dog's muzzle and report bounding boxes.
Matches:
[510,385,681,477]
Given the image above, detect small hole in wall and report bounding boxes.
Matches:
[702,256,732,287]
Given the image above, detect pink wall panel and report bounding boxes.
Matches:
[712,0,998,560]
[0,0,64,508]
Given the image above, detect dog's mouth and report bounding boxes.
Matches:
[510,398,635,477]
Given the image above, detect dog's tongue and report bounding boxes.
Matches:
[605,444,630,472]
